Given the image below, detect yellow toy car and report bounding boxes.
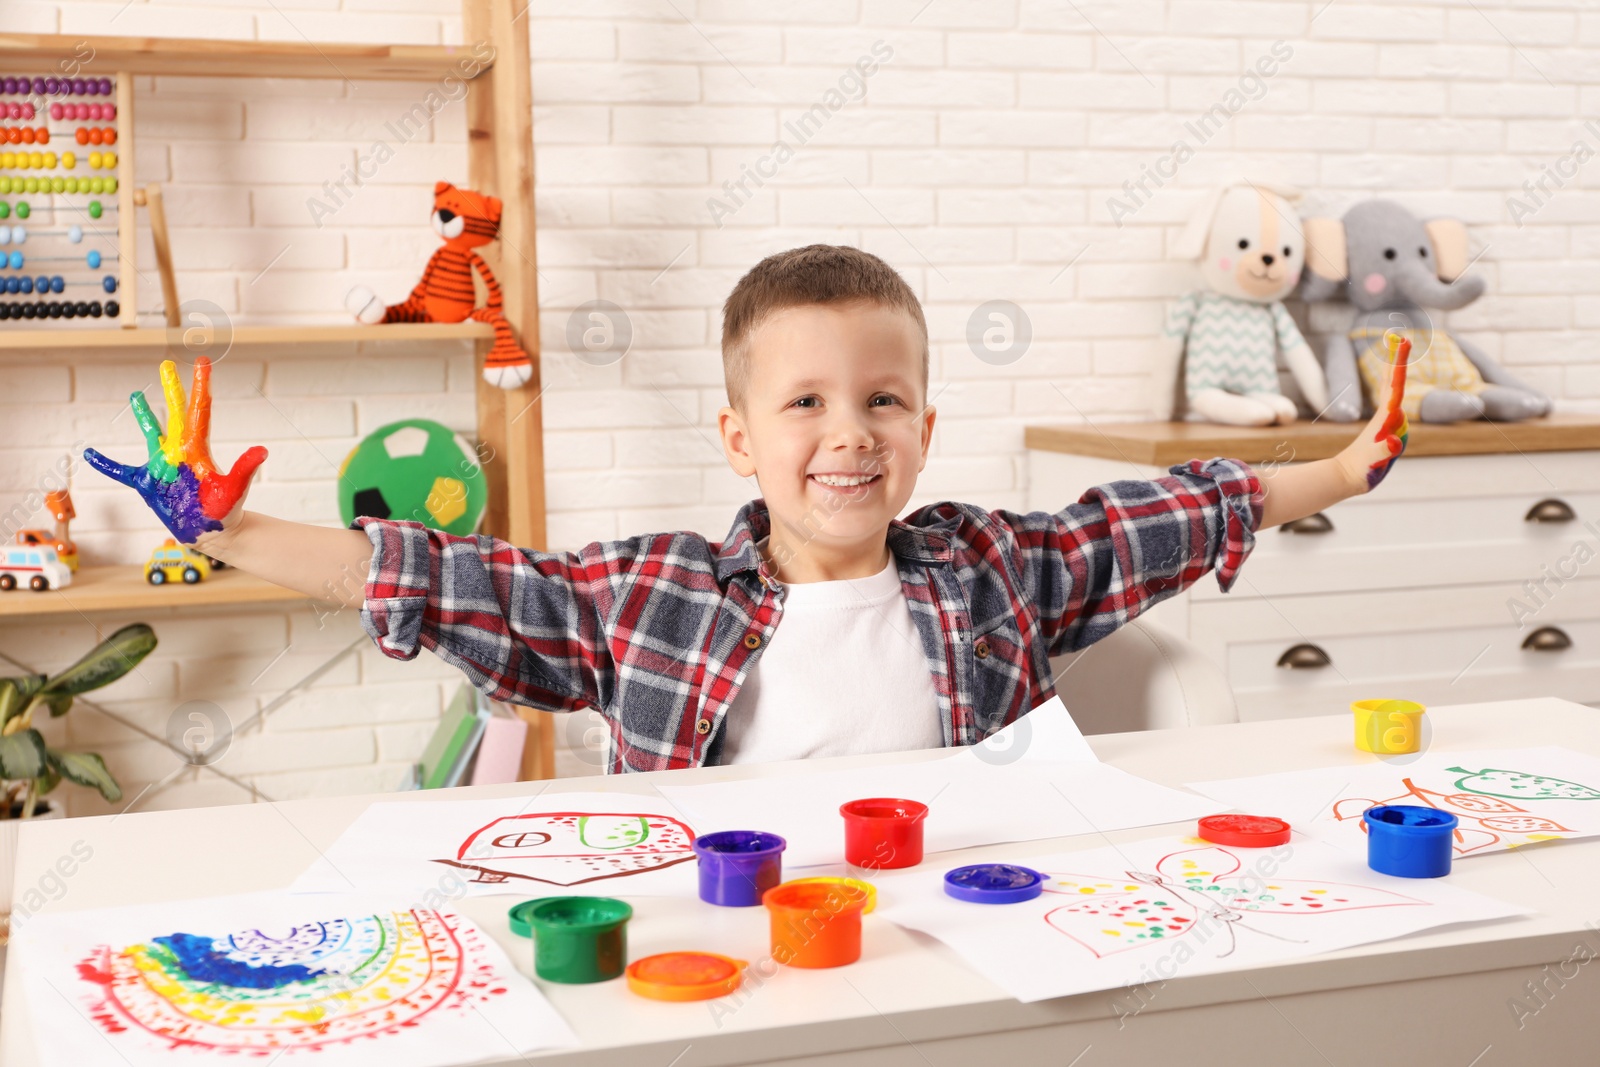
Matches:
[145,539,212,586]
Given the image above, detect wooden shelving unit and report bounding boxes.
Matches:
[0,34,485,82]
[0,322,494,351]
[0,0,556,778]
[0,566,308,619]
[1025,413,1600,466]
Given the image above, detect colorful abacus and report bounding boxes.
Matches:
[0,73,127,327]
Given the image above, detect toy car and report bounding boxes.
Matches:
[0,544,72,592]
[145,539,212,586]
[15,528,78,572]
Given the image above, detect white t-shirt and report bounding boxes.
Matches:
[719,554,945,764]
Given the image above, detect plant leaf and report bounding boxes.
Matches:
[40,624,157,700]
[35,764,62,795]
[0,676,47,726]
[43,693,74,719]
[0,730,50,780]
[47,750,122,803]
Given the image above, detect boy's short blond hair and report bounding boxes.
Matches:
[720,244,929,410]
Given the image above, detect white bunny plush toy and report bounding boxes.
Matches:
[1155,182,1329,426]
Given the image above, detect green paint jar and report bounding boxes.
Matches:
[525,897,633,984]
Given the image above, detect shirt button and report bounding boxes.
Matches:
[696,718,712,736]
[974,638,991,659]
[743,632,762,650]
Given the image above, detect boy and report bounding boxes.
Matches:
[85,245,1406,773]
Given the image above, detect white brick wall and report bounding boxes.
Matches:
[5,0,1599,812]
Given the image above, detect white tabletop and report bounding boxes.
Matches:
[4,697,1597,1066]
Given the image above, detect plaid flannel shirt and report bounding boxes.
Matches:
[358,457,1263,773]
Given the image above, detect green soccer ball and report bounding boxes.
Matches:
[337,419,487,535]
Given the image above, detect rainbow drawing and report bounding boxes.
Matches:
[72,908,509,1055]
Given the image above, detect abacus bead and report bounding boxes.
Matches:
[7,251,20,268]
[103,151,116,169]
[35,128,46,144]
[0,226,8,243]
[87,250,100,268]
[88,151,100,168]
[12,226,24,244]
[21,102,33,119]
[0,203,8,219]
[19,278,33,294]
[87,128,101,145]
[30,78,45,95]
[75,127,88,145]
[48,102,61,120]
[106,299,119,317]
[19,127,34,144]
[104,104,116,120]
[28,151,41,168]
[44,77,60,95]
[101,275,115,293]
[88,178,103,194]
[72,79,86,95]
[51,276,64,293]
[14,203,27,219]
[87,200,101,218]
[22,178,37,193]
[62,302,76,318]
[35,276,47,292]
[104,177,116,192]
[68,225,81,243]
[50,177,63,193]
[103,129,116,145]
[62,151,75,169]
[88,301,101,317]
[43,152,56,167]
[0,78,13,94]
[100,78,113,95]
[47,302,61,318]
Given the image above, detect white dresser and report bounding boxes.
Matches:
[1026,417,1600,722]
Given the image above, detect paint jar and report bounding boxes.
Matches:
[524,896,633,983]
[1351,699,1425,754]
[1364,805,1458,878]
[627,952,746,1001]
[763,879,870,968]
[692,830,787,907]
[840,797,928,869]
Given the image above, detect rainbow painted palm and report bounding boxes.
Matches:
[1367,333,1410,491]
[83,357,266,543]
[78,909,504,1053]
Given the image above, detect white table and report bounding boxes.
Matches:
[5,697,1598,1066]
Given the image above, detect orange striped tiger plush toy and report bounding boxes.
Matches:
[346,181,532,389]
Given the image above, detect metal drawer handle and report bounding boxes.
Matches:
[1521,627,1572,652]
[1276,643,1331,669]
[1279,512,1333,535]
[1525,499,1576,524]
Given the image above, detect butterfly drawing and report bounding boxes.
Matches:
[1330,774,1576,856]
[1041,846,1423,959]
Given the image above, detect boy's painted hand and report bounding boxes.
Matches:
[83,357,267,544]
[1340,333,1409,493]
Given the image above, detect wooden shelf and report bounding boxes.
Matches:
[0,322,493,351]
[0,564,312,619]
[1024,413,1600,466]
[0,33,492,82]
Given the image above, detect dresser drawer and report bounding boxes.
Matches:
[1190,579,1600,721]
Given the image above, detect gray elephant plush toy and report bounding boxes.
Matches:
[1300,200,1552,423]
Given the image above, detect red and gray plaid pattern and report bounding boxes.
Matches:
[358,457,1262,773]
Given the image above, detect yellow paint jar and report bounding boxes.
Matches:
[1351,699,1425,754]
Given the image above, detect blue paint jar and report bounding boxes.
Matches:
[692,830,787,907]
[1363,804,1458,878]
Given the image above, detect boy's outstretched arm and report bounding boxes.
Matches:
[84,357,372,605]
[1257,335,1410,530]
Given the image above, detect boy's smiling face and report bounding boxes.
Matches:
[718,300,935,582]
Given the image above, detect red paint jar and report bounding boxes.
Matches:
[839,797,928,869]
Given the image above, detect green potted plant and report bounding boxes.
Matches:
[0,623,153,819]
